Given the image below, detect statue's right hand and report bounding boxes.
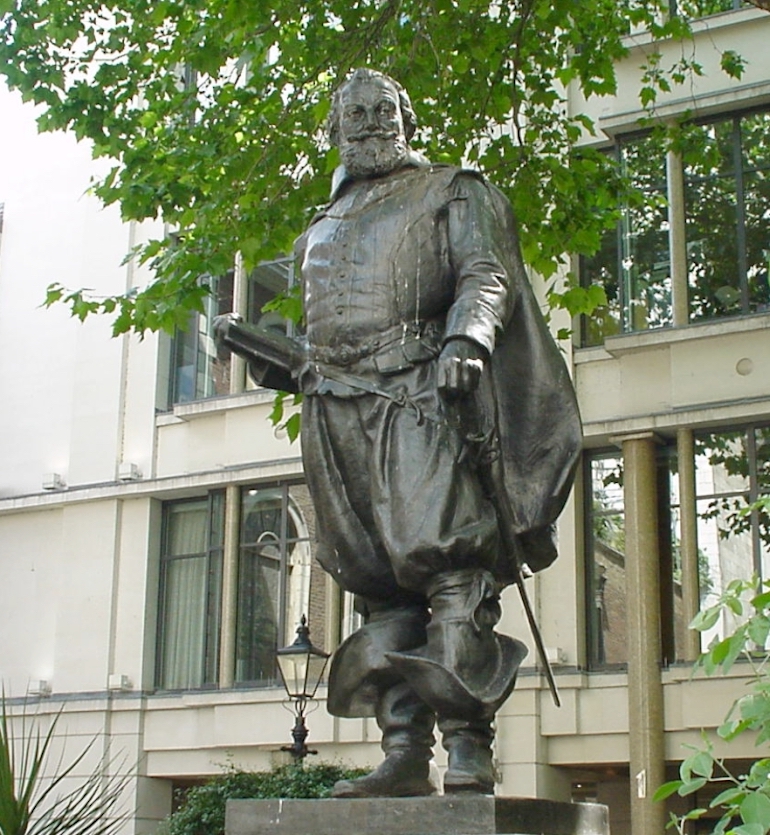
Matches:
[213,312,243,343]
[437,338,487,398]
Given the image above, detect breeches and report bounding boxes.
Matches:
[301,360,499,602]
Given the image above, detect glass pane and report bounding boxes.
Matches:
[588,455,627,667]
[620,135,672,332]
[235,547,281,684]
[286,485,315,646]
[675,0,742,18]
[695,430,753,648]
[685,120,741,321]
[741,112,770,314]
[755,426,770,582]
[172,314,198,404]
[236,484,316,682]
[241,487,287,545]
[198,272,234,399]
[695,430,751,496]
[247,260,292,327]
[171,274,233,403]
[159,556,207,689]
[166,500,208,555]
[581,229,621,346]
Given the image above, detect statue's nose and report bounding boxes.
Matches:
[363,107,379,131]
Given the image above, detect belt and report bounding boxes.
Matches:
[310,320,443,370]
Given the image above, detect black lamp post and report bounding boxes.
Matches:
[275,615,330,761]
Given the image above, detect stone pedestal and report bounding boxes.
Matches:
[226,796,609,835]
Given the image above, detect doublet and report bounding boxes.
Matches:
[298,161,513,358]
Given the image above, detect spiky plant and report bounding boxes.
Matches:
[0,691,129,835]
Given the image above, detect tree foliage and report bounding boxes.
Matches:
[654,574,770,835]
[0,0,725,335]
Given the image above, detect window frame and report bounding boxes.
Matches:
[155,491,225,691]
[580,105,770,347]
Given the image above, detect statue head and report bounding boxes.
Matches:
[327,68,417,179]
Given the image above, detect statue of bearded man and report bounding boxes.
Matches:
[292,68,581,798]
[219,68,581,798]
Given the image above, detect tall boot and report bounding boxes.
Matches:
[386,569,528,720]
[331,682,436,798]
[440,717,496,794]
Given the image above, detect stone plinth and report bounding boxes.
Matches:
[226,796,609,835]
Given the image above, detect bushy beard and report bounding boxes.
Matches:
[340,133,409,179]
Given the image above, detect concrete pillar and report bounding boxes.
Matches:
[666,146,689,328]
[677,428,701,661]
[219,484,241,687]
[618,432,667,835]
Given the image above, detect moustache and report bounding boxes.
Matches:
[346,130,399,143]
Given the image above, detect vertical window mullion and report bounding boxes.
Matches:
[203,491,224,686]
[733,117,750,313]
[746,426,763,582]
[278,483,290,645]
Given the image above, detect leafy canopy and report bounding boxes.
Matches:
[0,0,707,334]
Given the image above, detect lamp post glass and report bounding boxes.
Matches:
[276,616,330,760]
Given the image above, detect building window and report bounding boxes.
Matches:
[156,493,224,690]
[585,451,628,668]
[672,0,750,17]
[685,112,770,322]
[693,424,770,648]
[168,259,293,405]
[156,480,327,691]
[235,483,315,685]
[584,425,770,668]
[581,109,770,346]
[584,444,683,669]
[169,273,234,404]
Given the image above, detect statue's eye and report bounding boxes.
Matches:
[377,102,396,117]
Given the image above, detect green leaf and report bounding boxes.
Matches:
[710,785,747,808]
[678,777,708,796]
[653,781,683,802]
[740,792,770,827]
[731,825,765,835]
[752,592,770,611]
[689,751,715,780]
[284,412,301,444]
[691,606,721,632]
[721,50,746,80]
[269,394,285,426]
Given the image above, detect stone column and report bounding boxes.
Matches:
[616,432,667,835]
[219,484,241,687]
[666,145,689,328]
[677,428,701,661]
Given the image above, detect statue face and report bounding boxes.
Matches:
[339,77,405,143]
[337,77,409,178]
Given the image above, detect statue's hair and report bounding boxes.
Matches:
[327,68,417,147]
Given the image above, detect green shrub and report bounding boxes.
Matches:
[158,763,369,835]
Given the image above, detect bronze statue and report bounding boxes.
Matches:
[217,68,581,798]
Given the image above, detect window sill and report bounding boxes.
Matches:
[576,311,770,361]
[621,4,768,50]
[157,388,278,425]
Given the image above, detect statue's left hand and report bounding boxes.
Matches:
[437,338,488,397]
